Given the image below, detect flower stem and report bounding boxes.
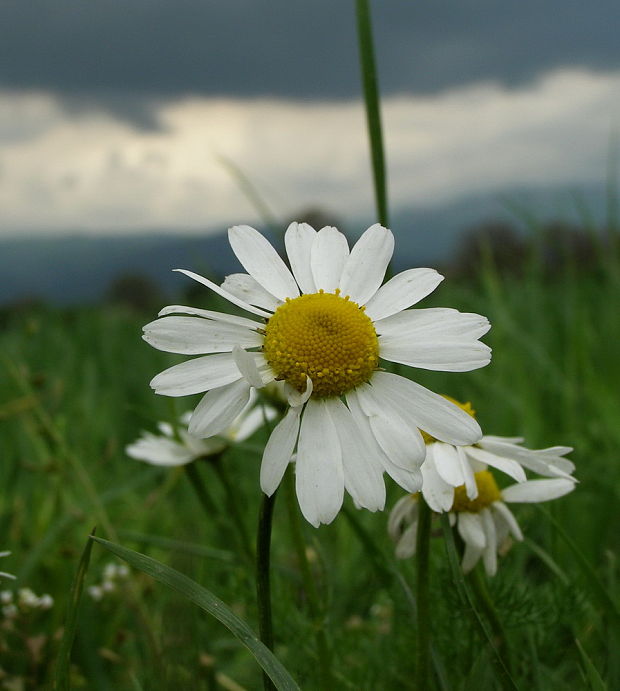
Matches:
[415,498,433,691]
[284,469,334,689]
[256,490,277,691]
[355,0,389,227]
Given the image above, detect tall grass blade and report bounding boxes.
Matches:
[355,0,389,227]
[54,529,96,691]
[91,536,300,691]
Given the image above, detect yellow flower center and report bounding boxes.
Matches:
[263,290,379,398]
[451,470,501,513]
[421,397,476,444]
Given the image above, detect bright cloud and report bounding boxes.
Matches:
[0,68,617,234]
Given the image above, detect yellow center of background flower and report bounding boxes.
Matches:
[421,397,476,444]
[263,290,379,398]
[451,470,501,512]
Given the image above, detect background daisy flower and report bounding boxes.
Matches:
[389,470,576,574]
[143,223,491,526]
[126,394,276,467]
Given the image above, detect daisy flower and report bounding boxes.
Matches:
[420,400,576,513]
[389,470,575,574]
[143,223,491,526]
[126,393,277,467]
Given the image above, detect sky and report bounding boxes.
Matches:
[1,0,619,237]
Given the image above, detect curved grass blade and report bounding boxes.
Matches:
[54,529,96,691]
[91,536,300,691]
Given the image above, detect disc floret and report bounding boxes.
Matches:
[451,470,501,513]
[263,290,379,398]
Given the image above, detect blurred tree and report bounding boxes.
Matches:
[105,273,164,312]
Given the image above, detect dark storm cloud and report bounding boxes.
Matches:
[1,0,619,106]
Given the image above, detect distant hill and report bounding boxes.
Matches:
[0,184,608,305]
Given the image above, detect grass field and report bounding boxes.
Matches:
[1,233,619,690]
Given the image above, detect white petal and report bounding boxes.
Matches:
[369,371,482,446]
[232,403,278,442]
[189,380,251,438]
[126,435,196,467]
[228,225,299,301]
[502,478,575,503]
[221,273,282,311]
[395,523,419,559]
[380,340,492,372]
[457,512,486,550]
[150,353,242,396]
[492,501,523,541]
[143,316,262,355]
[355,383,426,470]
[478,438,576,479]
[480,508,498,576]
[173,269,271,317]
[158,304,263,330]
[232,345,264,388]
[325,398,385,512]
[339,224,394,305]
[295,400,344,527]
[364,268,444,321]
[432,442,466,488]
[464,446,527,483]
[310,226,349,292]
[388,494,417,540]
[375,308,491,340]
[284,376,313,407]
[285,222,317,294]
[461,540,483,574]
[420,445,454,512]
[260,406,301,496]
[346,390,421,493]
[457,445,478,499]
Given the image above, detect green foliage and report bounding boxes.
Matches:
[1,251,619,688]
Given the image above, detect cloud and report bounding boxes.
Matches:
[1,0,619,107]
[0,68,617,235]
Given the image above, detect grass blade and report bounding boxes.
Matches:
[355,0,389,227]
[91,535,300,691]
[54,529,96,691]
[575,638,608,691]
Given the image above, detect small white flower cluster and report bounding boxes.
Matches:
[1,588,54,619]
[87,562,130,602]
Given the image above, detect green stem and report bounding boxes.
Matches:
[284,469,334,689]
[211,457,255,563]
[468,566,513,674]
[256,491,278,691]
[355,0,389,227]
[415,499,432,691]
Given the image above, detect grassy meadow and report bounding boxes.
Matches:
[1,232,619,690]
